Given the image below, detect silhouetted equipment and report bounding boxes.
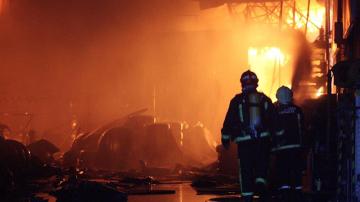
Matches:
[2,140,32,177]
[96,127,137,170]
[28,139,59,163]
[332,59,360,88]
[63,110,152,168]
[63,108,216,171]
[0,139,31,193]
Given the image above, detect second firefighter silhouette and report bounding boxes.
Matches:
[221,70,275,202]
[272,86,305,201]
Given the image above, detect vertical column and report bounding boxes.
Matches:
[336,133,344,200]
[354,90,360,200]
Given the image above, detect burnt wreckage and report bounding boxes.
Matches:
[0,109,219,201]
[63,109,216,171]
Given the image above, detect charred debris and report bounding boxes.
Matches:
[0,109,230,202]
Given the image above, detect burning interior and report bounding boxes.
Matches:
[1,0,356,201]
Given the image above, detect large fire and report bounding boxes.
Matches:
[286,1,326,41]
[247,0,326,100]
[191,1,326,101]
[248,47,292,100]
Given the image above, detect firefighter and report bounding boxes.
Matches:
[221,70,275,202]
[272,86,305,202]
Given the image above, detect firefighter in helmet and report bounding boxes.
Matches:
[272,86,305,202]
[221,70,275,202]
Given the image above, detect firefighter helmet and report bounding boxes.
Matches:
[240,70,259,89]
[276,86,293,104]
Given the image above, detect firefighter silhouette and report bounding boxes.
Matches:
[221,70,275,202]
[272,86,305,202]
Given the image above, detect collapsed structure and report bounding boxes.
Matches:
[64,110,216,171]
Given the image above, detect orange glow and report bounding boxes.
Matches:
[0,0,6,15]
[0,1,314,155]
[248,47,292,100]
[71,120,77,129]
[314,86,324,98]
[285,1,325,41]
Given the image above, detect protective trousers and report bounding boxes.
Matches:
[273,148,303,202]
[273,148,303,189]
[237,137,271,198]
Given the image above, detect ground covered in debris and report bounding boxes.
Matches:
[0,134,242,202]
[0,160,242,202]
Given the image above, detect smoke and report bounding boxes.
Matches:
[291,31,313,103]
[0,0,311,151]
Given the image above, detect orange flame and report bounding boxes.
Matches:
[314,86,324,98]
[286,1,325,41]
[248,47,292,101]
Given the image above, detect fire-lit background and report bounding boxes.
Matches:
[0,0,327,151]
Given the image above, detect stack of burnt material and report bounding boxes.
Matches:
[63,110,217,173]
[51,169,127,202]
[62,114,184,171]
[0,137,60,201]
[0,135,130,201]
